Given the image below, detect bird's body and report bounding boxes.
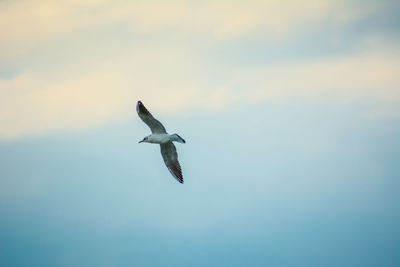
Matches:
[143,133,185,144]
[144,133,171,144]
[136,101,185,184]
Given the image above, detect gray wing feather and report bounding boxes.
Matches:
[136,101,167,134]
[160,142,183,183]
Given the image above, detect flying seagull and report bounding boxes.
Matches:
[136,101,186,183]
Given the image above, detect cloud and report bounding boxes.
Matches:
[1,38,399,140]
[0,72,126,139]
[0,43,204,139]
[1,0,399,139]
[0,0,374,52]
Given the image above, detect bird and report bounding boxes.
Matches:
[136,100,186,183]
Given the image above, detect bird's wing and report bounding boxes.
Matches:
[160,142,183,183]
[136,101,167,134]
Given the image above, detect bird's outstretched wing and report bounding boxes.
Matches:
[160,142,183,183]
[136,101,167,134]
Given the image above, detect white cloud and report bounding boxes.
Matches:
[0,0,369,52]
[1,0,399,139]
[2,39,399,139]
[0,42,204,139]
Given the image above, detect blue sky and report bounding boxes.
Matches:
[1,1,400,266]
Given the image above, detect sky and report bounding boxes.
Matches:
[0,0,400,266]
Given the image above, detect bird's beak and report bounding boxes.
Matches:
[138,139,144,143]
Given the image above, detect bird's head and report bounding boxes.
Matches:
[139,136,149,143]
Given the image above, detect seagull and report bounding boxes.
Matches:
[136,101,186,183]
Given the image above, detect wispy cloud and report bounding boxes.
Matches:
[0,0,358,45]
[1,0,399,139]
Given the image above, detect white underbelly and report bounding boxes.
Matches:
[148,134,171,144]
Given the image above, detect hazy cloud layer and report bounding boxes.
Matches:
[1,0,399,139]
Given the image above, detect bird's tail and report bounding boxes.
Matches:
[171,134,186,143]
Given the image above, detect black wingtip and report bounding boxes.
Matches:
[175,173,184,184]
[137,100,150,115]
